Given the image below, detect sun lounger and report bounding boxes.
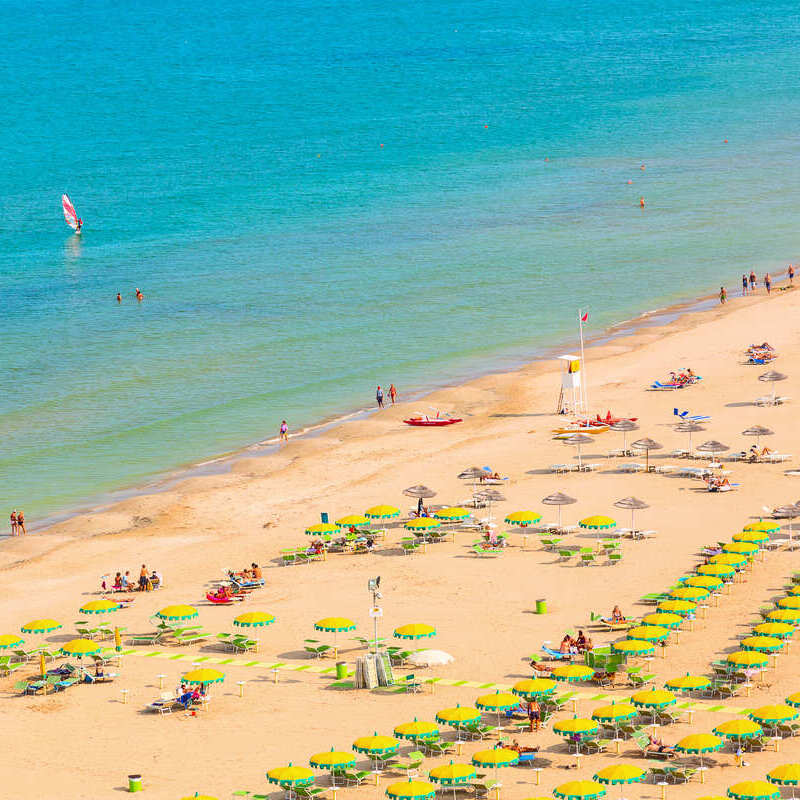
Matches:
[628,672,655,688]
[654,464,679,474]
[763,453,792,462]
[550,464,570,473]
[332,770,372,786]
[385,752,424,775]
[472,780,500,798]
[619,463,646,473]
[632,731,675,758]
[472,544,502,557]
[304,640,331,658]
[542,645,571,660]
[173,631,210,645]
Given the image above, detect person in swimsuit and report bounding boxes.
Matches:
[764,273,771,294]
[16,510,25,534]
[789,265,795,285]
[611,605,625,622]
[389,384,397,404]
[742,274,748,296]
[376,386,384,409]
[279,420,288,442]
[139,564,148,591]
[527,699,541,731]
[9,511,17,536]
[749,270,757,290]
[719,286,727,304]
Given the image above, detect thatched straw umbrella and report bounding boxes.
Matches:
[613,496,650,532]
[541,492,577,529]
[631,438,663,471]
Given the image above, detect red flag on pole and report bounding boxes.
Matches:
[581,312,588,322]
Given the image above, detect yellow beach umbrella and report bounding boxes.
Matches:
[470,748,519,768]
[504,511,542,527]
[666,674,711,691]
[727,781,780,800]
[364,505,400,519]
[767,764,800,787]
[553,717,599,737]
[183,668,225,685]
[743,520,781,534]
[79,599,121,615]
[404,518,441,531]
[428,762,476,786]
[710,553,747,568]
[553,781,607,800]
[21,618,61,634]
[713,719,762,739]
[352,734,399,756]
[697,564,735,578]
[749,705,799,724]
[684,575,724,590]
[394,624,436,640]
[726,651,768,668]
[591,702,637,724]
[435,705,481,727]
[741,635,784,653]
[733,531,769,544]
[657,599,696,615]
[60,638,101,657]
[475,690,521,724]
[336,514,370,527]
[579,515,616,530]
[753,622,794,638]
[631,688,676,709]
[611,639,655,656]
[788,586,800,596]
[778,596,800,610]
[552,664,595,682]
[642,612,683,629]
[723,542,759,556]
[670,586,710,601]
[156,604,198,621]
[674,733,723,766]
[309,749,355,771]
[594,764,646,798]
[385,780,437,800]
[512,678,556,698]
[267,765,315,788]
[0,634,24,650]
[234,612,275,628]
[626,625,670,642]
[433,507,471,521]
[305,523,342,537]
[314,617,356,632]
[786,693,800,708]
[394,719,439,740]
[769,609,800,624]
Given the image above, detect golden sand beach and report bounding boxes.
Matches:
[2,286,800,799]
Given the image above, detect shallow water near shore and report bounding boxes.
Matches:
[2,0,800,522]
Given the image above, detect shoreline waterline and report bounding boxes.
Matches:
[8,273,791,540]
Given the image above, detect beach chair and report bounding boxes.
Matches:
[558,549,578,562]
[541,645,571,661]
[335,770,372,786]
[174,631,210,646]
[295,788,327,800]
[632,731,675,759]
[607,552,623,565]
[386,751,424,775]
[628,672,655,689]
[461,723,498,740]
[13,680,31,694]
[304,640,331,658]
[403,674,423,693]
[471,779,499,798]
[579,738,610,754]
[579,553,596,566]
[619,463,646,473]
[472,544,501,557]
[422,740,454,756]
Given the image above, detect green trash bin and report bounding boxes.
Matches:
[335,661,348,679]
[535,599,547,615]
[128,774,143,793]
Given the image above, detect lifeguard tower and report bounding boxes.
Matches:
[556,354,586,415]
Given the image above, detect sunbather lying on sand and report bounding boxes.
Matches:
[509,739,540,753]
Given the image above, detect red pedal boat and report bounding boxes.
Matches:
[403,414,462,427]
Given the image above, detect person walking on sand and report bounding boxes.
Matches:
[742,274,748,296]
[9,510,17,536]
[789,265,795,285]
[16,510,26,535]
[719,286,727,304]
[376,385,384,409]
[279,420,288,442]
[138,564,148,591]
[749,270,757,292]
[389,383,397,404]
[765,273,772,294]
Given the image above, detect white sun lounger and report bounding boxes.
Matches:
[755,396,790,406]
[654,464,679,474]
[763,453,792,463]
[550,464,569,473]
[619,463,645,473]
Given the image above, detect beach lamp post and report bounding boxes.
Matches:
[368,577,382,654]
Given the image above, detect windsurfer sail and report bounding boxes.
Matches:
[62,194,82,234]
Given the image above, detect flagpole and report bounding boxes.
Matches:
[579,310,589,414]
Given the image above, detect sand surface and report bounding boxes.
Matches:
[2,285,800,800]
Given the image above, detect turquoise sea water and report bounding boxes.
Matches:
[3,0,800,523]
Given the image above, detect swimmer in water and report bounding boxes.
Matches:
[116,292,121,303]
[135,288,143,301]
[639,197,645,208]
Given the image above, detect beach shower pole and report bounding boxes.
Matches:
[368,577,382,653]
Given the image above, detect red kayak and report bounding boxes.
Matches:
[404,416,462,427]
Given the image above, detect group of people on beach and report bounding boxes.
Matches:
[720,267,794,304]
[104,564,163,592]
[8,510,26,535]
[559,629,593,654]
[376,384,397,409]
